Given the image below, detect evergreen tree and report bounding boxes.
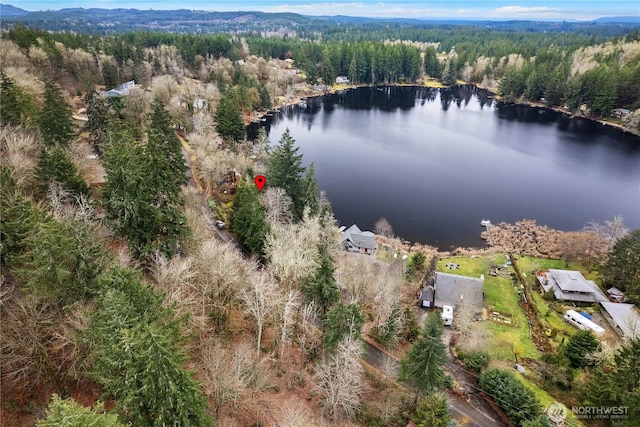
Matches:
[85,92,110,150]
[305,247,340,316]
[603,229,640,302]
[441,61,457,87]
[215,88,245,143]
[0,168,43,266]
[102,133,187,260]
[35,145,90,196]
[0,71,32,127]
[411,392,452,427]
[89,268,210,427]
[147,98,188,197]
[303,163,320,216]
[323,302,364,353]
[587,338,640,427]
[267,128,306,221]
[564,330,601,368]
[38,80,75,147]
[37,394,123,427]
[480,368,541,426]
[401,312,447,393]
[17,217,110,306]
[231,181,269,255]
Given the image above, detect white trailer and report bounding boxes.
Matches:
[442,305,454,326]
[563,310,605,336]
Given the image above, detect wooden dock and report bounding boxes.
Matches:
[481,219,494,246]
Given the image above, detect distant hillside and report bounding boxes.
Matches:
[0,3,29,16]
[596,16,640,24]
[0,5,638,36]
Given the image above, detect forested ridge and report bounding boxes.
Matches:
[1,17,640,427]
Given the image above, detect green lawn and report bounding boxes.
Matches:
[438,255,540,361]
[529,292,576,340]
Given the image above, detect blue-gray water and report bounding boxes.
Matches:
[249,86,640,250]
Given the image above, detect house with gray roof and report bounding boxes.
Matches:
[106,80,135,97]
[600,302,640,339]
[536,269,607,303]
[340,224,377,255]
[433,272,484,313]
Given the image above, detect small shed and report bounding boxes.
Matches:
[607,287,628,303]
[420,286,435,308]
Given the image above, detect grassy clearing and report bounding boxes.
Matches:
[483,322,539,360]
[438,255,540,361]
[529,292,576,339]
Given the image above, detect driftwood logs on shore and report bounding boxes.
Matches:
[481,219,607,260]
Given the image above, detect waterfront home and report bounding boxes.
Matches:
[536,269,607,303]
[340,224,377,255]
[433,272,484,313]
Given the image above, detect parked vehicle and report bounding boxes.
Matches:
[563,310,604,336]
[215,220,225,230]
[442,305,454,326]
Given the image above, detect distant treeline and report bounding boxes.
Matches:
[4,22,640,117]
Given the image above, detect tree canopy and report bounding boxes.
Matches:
[38,80,75,147]
[603,229,640,302]
[401,312,447,393]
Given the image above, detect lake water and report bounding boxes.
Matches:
[249,86,640,250]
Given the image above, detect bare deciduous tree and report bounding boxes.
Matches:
[299,301,321,362]
[453,296,476,342]
[557,230,607,265]
[265,221,322,289]
[192,239,252,333]
[1,294,60,393]
[279,289,301,358]
[0,125,39,192]
[260,187,293,225]
[313,334,365,419]
[200,341,276,419]
[374,217,394,238]
[280,399,315,427]
[241,274,281,355]
[584,215,630,251]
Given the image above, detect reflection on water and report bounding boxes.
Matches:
[248,86,640,249]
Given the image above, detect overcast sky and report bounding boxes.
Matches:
[8,1,640,21]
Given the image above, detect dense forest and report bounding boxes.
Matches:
[1,13,640,427]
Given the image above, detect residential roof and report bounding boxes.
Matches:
[341,224,377,250]
[540,270,608,303]
[420,286,434,301]
[600,302,640,339]
[548,269,593,293]
[607,287,625,296]
[106,80,135,97]
[434,272,483,311]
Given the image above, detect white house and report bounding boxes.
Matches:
[537,269,607,303]
[340,224,377,255]
[335,76,350,84]
[105,80,135,97]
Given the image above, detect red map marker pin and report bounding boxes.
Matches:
[254,175,266,191]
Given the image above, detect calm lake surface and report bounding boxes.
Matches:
[249,86,640,250]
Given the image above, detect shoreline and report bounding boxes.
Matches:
[249,81,639,138]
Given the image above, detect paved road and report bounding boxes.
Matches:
[364,341,508,427]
